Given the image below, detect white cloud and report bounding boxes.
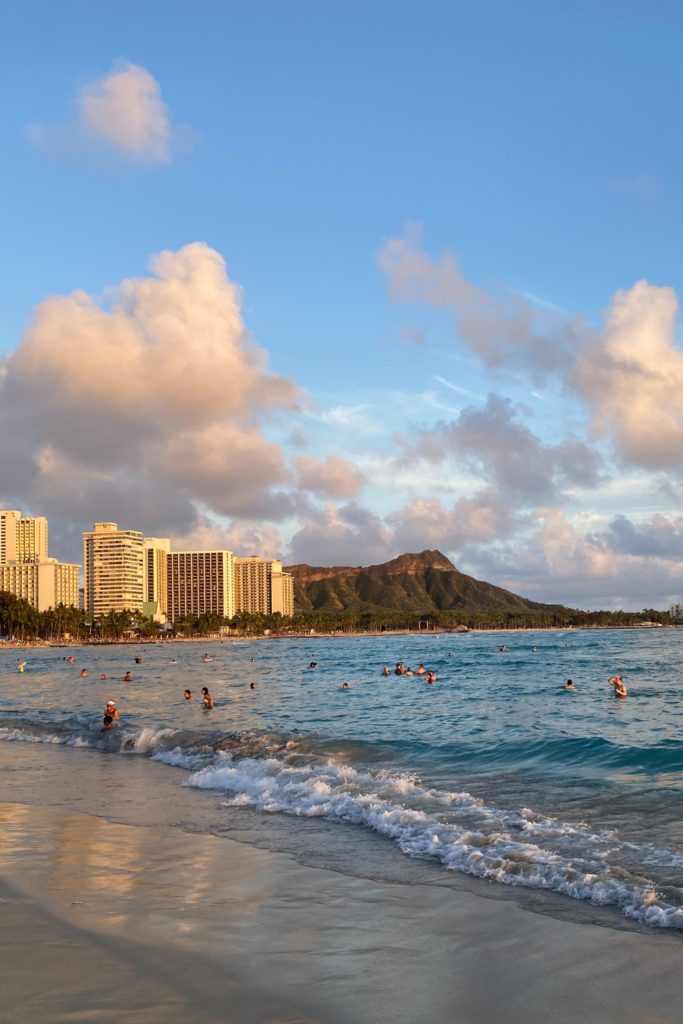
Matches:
[28,60,189,165]
[575,280,683,470]
[0,242,302,550]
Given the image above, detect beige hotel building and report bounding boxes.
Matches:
[0,510,79,612]
[83,523,144,616]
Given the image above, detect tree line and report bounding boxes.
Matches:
[0,590,676,641]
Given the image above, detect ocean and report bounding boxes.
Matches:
[2,628,683,931]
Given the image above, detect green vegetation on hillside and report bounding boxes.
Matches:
[291,565,563,616]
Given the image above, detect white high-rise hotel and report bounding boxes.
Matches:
[0,510,79,611]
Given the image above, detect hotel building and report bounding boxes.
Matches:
[0,510,48,564]
[0,510,78,611]
[234,556,294,616]
[167,550,235,621]
[0,560,79,612]
[83,523,144,616]
[143,537,170,621]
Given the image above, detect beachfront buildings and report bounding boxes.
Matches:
[234,556,294,616]
[80,528,295,622]
[167,550,235,621]
[0,510,79,611]
[83,523,144,616]
[143,537,170,621]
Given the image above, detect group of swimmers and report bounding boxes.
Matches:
[383,663,437,683]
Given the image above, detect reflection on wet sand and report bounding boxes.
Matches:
[2,801,683,1024]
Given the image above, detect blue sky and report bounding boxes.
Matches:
[3,0,683,608]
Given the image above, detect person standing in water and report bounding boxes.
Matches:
[201,687,214,708]
[105,700,120,719]
[122,671,132,682]
[609,675,627,698]
[382,666,390,676]
[416,665,426,676]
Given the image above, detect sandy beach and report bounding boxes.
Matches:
[1,796,683,1024]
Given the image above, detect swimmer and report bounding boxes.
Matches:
[169,659,177,664]
[203,654,212,662]
[382,666,390,676]
[416,665,426,676]
[201,687,214,709]
[609,675,627,698]
[80,669,87,677]
[105,701,120,719]
[532,646,537,652]
[426,671,436,684]
[100,674,106,680]
[342,682,349,690]
[251,658,255,663]
[250,682,256,689]
[101,715,114,732]
[564,679,575,690]
[184,689,193,700]
[394,664,402,675]
[67,656,75,664]
[310,662,317,668]
[448,653,452,657]
[135,655,142,664]
[405,668,414,676]
[122,671,132,682]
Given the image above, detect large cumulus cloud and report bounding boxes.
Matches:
[0,242,304,555]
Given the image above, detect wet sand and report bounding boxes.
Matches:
[1,800,683,1024]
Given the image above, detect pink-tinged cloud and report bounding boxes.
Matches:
[27,60,193,165]
[292,455,366,499]
[0,242,302,542]
[575,280,683,470]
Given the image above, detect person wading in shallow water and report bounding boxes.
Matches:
[609,675,627,698]
[105,701,120,719]
[201,687,214,708]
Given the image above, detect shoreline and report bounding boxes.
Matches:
[1,621,680,648]
[2,799,683,1023]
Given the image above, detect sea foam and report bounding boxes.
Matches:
[185,752,683,929]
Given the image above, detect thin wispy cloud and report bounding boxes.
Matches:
[434,375,483,401]
[27,59,195,165]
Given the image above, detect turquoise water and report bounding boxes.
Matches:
[2,628,683,928]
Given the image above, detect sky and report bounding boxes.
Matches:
[3,0,683,609]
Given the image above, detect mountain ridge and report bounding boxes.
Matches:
[284,550,564,616]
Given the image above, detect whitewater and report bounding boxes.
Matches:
[2,627,683,930]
